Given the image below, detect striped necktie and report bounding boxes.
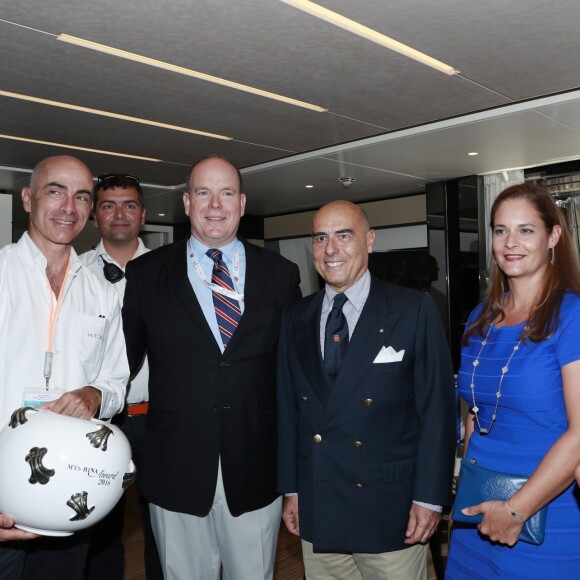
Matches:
[207,249,241,348]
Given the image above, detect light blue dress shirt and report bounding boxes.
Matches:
[186,236,246,354]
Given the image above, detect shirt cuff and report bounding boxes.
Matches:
[413,500,442,513]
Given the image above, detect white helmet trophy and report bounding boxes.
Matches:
[0,407,136,536]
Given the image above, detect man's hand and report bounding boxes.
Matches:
[405,503,441,545]
[282,495,300,536]
[40,386,101,419]
[0,514,38,541]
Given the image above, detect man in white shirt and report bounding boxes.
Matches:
[0,156,129,580]
[80,174,161,580]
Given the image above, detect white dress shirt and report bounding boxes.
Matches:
[80,238,149,404]
[0,233,128,425]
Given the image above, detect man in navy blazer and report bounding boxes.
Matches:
[277,200,455,579]
[123,156,301,580]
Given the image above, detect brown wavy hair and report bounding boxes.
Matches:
[463,182,580,344]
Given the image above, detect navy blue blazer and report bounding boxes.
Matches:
[277,276,456,553]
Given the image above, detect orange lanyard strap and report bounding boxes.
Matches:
[44,257,70,389]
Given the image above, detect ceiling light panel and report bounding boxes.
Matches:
[280,0,459,76]
[57,34,327,113]
[0,133,160,161]
[0,89,232,141]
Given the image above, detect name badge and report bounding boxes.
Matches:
[22,388,65,408]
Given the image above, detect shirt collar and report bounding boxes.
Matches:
[323,269,370,313]
[88,238,147,269]
[20,231,82,273]
[190,235,240,264]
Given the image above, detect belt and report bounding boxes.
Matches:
[127,402,149,416]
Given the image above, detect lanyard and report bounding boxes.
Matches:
[188,240,245,302]
[43,257,70,390]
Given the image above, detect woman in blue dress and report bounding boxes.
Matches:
[446,183,580,579]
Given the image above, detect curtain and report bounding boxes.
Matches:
[556,196,580,262]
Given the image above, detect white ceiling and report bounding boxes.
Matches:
[1,0,580,223]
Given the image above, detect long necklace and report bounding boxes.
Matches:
[469,324,524,435]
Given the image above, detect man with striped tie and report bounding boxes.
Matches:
[122,156,301,580]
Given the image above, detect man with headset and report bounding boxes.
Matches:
[81,173,162,580]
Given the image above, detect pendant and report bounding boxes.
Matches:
[479,428,488,434]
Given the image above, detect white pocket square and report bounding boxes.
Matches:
[373,346,405,363]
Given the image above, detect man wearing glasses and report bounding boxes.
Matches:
[81,174,162,580]
[0,156,128,580]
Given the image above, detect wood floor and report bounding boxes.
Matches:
[122,486,444,579]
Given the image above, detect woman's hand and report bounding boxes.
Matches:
[461,500,524,546]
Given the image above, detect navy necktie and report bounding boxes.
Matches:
[324,293,349,381]
[207,249,241,348]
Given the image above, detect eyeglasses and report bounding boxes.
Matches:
[96,173,140,185]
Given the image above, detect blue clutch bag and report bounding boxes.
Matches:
[452,459,548,545]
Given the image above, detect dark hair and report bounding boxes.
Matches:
[93,174,145,208]
[463,182,580,344]
[185,155,243,192]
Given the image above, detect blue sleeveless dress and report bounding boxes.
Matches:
[445,293,580,579]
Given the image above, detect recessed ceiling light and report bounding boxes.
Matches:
[57,34,327,113]
[305,184,314,188]
[158,213,166,216]
[0,133,160,162]
[280,0,459,75]
[0,89,232,140]
[468,152,478,156]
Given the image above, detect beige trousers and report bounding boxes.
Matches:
[302,539,427,580]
